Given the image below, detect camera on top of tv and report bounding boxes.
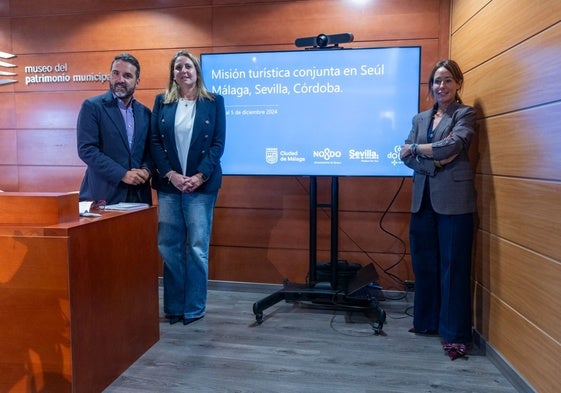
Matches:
[294,33,354,49]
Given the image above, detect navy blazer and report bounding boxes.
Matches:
[77,90,153,204]
[150,93,226,194]
[402,102,477,215]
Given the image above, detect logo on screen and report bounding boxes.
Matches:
[312,148,342,161]
[265,148,278,164]
[349,149,379,162]
[387,145,404,166]
[0,51,17,87]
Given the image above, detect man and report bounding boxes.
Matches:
[77,53,153,205]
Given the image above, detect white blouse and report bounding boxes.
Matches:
[174,99,196,175]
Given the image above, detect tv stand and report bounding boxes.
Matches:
[252,176,386,334]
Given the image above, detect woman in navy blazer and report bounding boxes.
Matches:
[151,50,225,326]
[400,60,477,360]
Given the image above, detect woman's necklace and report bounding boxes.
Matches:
[180,97,195,107]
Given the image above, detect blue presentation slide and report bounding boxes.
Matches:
[201,47,420,177]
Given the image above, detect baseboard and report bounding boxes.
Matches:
[473,330,537,393]
[158,277,283,293]
[208,279,283,293]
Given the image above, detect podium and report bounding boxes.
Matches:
[0,192,160,393]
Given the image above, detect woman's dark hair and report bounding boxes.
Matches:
[427,59,464,104]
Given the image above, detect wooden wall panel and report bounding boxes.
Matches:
[451,0,561,71]
[213,0,442,47]
[338,211,410,254]
[476,175,561,262]
[14,92,88,129]
[0,166,18,191]
[217,176,309,209]
[0,94,16,128]
[11,8,212,54]
[473,284,561,393]
[475,231,561,343]
[0,1,9,17]
[462,24,561,117]
[217,176,412,213]
[475,102,561,181]
[210,244,413,290]
[0,17,10,45]
[339,177,412,212]
[214,208,412,256]
[8,0,210,16]
[17,130,82,166]
[211,246,309,284]
[0,130,17,164]
[213,208,310,250]
[450,0,490,36]
[480,231,561,344]
[18,166,85,193]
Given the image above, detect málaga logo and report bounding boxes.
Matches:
[0,51,17,86]
[265,148,278,164]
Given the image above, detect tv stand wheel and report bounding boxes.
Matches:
[372,320,383,335]
[255,312,264,325]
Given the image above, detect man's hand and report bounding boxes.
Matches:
[121,168,150,185]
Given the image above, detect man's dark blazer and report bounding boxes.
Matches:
[77,90,153,204]
[150,93,226,194]
[402,102,477,215]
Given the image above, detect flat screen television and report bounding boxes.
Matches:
[200,46,420,177]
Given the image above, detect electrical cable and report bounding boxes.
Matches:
[295,176,411,292]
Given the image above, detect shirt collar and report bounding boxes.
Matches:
[112,92,136,109]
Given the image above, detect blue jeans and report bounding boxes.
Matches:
[157,191,217,319]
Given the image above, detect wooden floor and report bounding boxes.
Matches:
[104,282,520,393]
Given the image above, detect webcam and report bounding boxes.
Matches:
[294,33,354,49]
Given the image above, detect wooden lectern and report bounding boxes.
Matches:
[0,192,160,393]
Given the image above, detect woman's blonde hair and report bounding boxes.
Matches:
[163,50,214,104]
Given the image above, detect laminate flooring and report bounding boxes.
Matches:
[104,282,521,393]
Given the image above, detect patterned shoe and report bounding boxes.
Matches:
[442,343,467,360]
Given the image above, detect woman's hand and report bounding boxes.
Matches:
[400,144,412,159]
[440,153,458,165]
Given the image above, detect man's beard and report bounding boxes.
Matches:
[111,82,134,100]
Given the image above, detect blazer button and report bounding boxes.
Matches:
[205,120,210,124]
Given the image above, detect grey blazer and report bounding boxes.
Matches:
[402,102,477,215]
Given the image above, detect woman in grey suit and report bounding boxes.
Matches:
[400,60,476,360]
[151,50,225,326]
